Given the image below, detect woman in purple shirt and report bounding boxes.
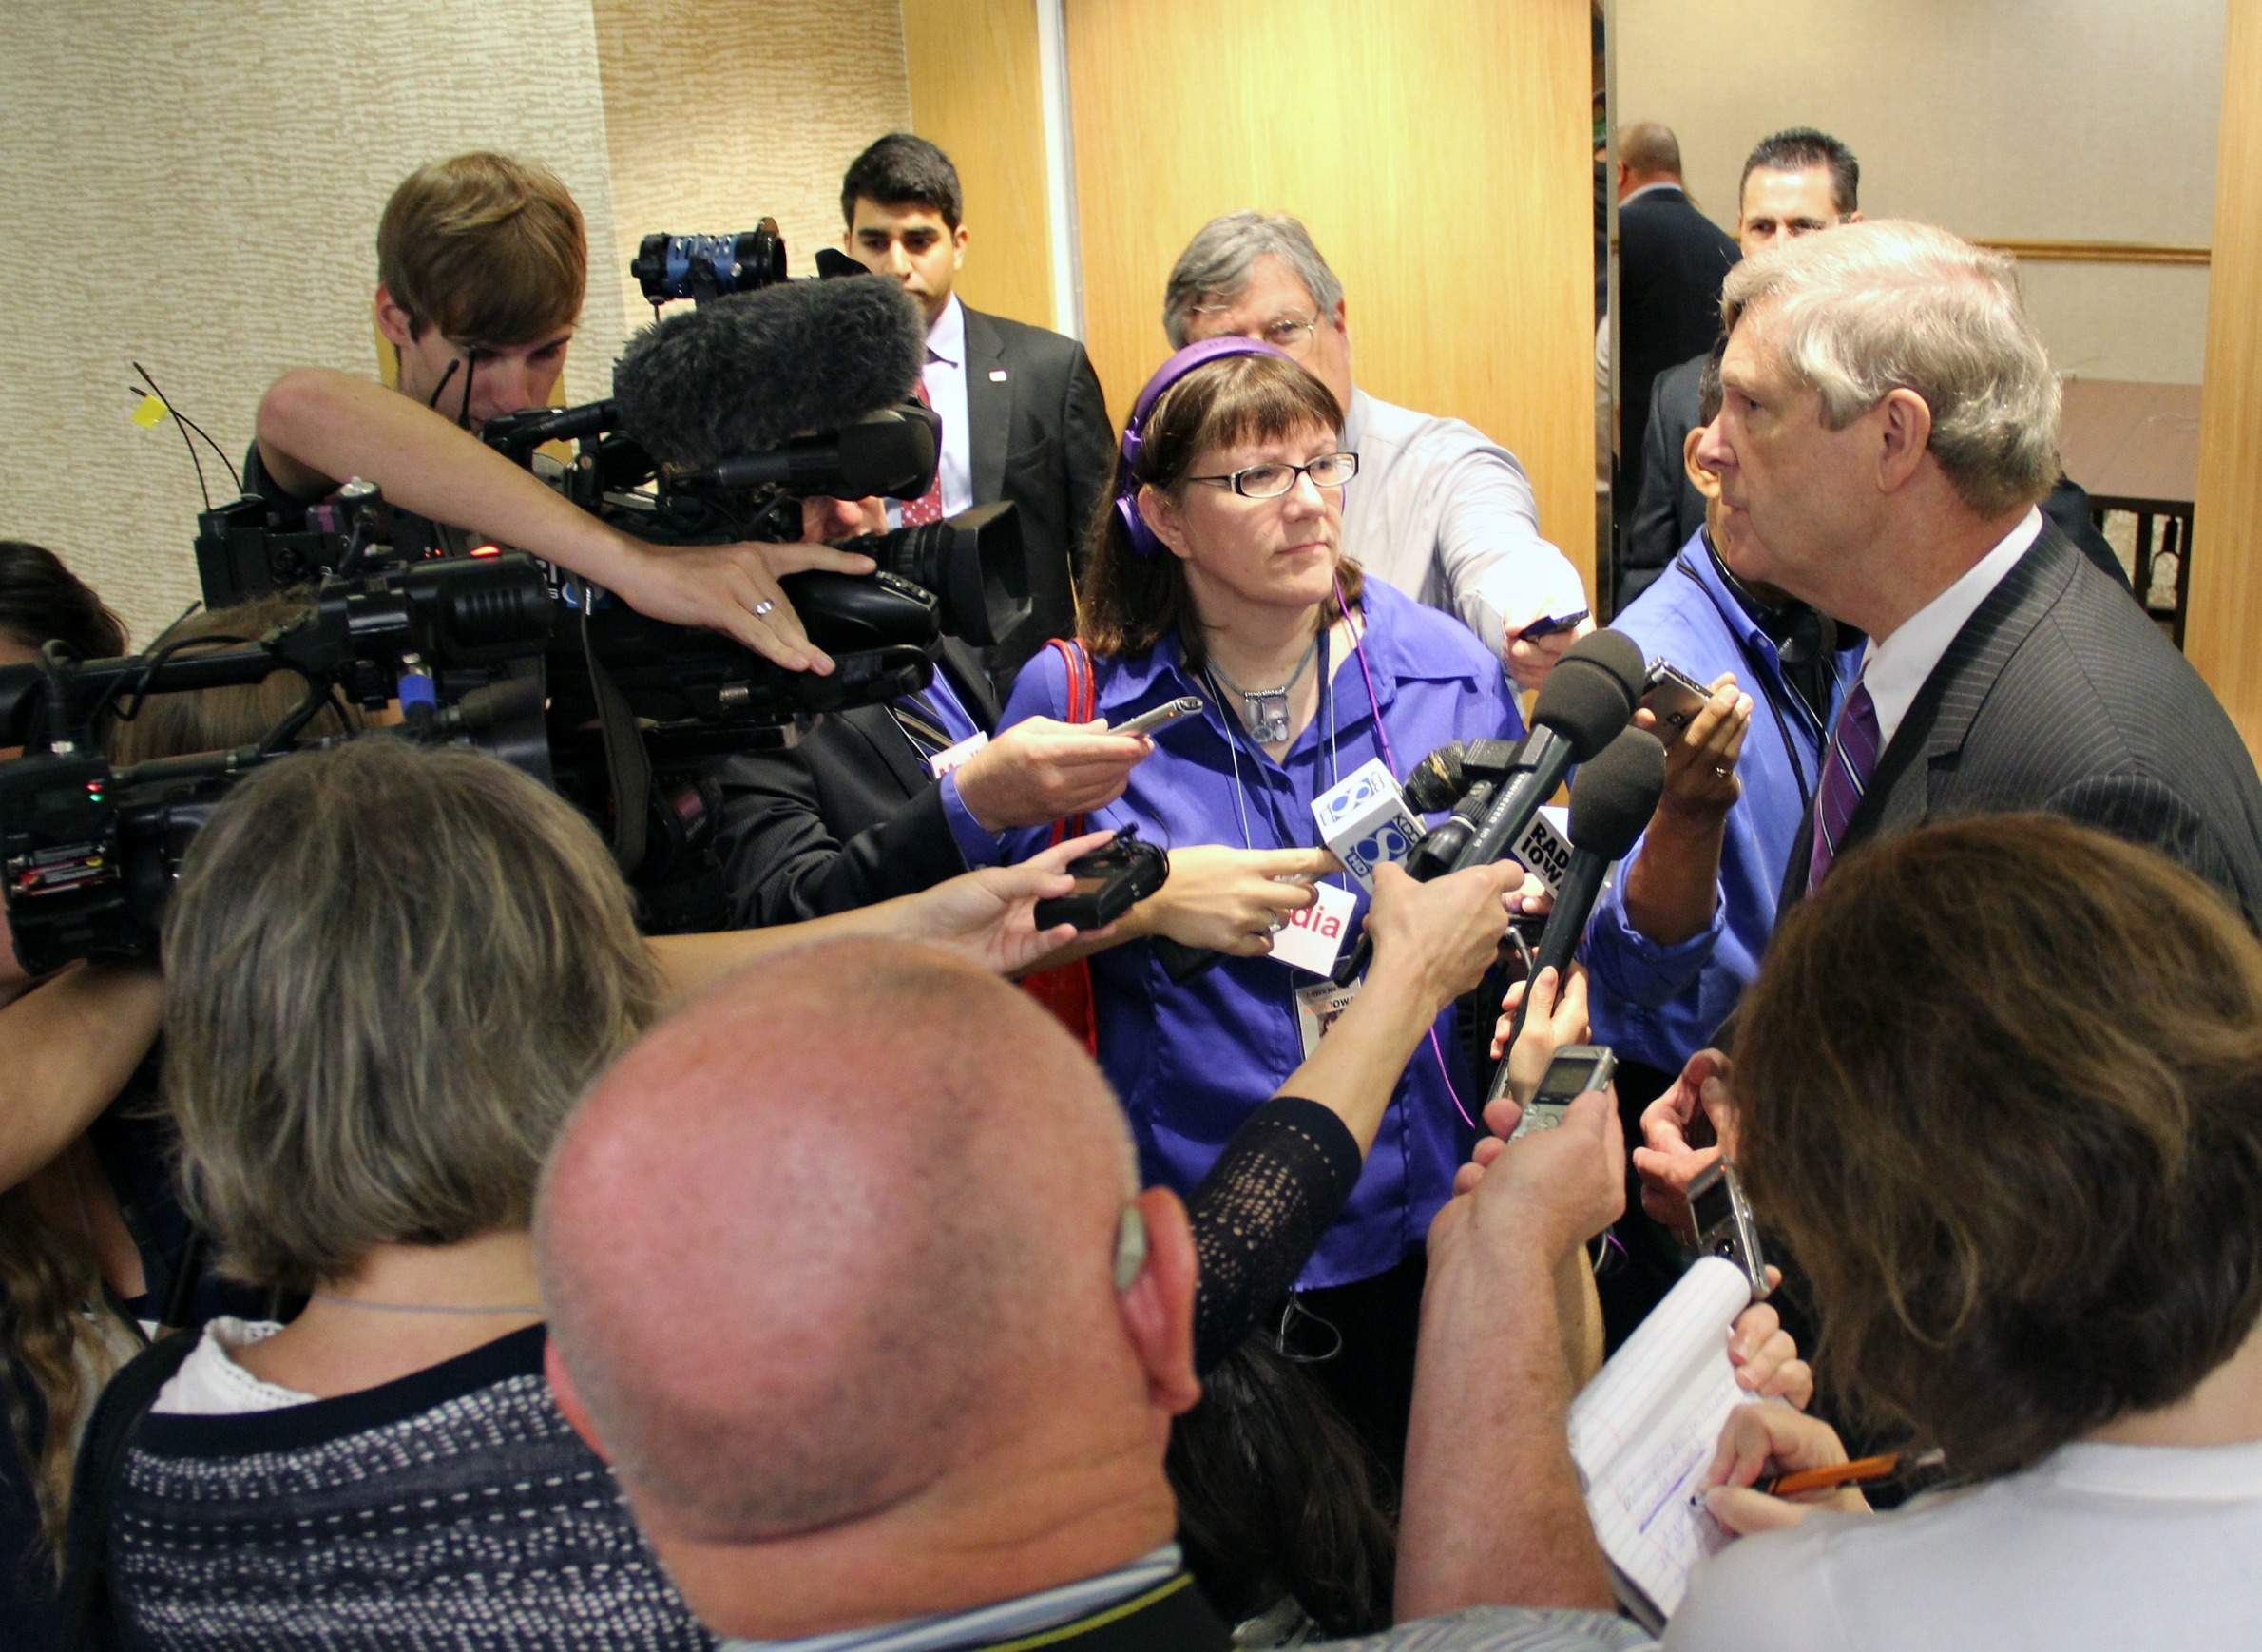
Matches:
[992,341,1525,1455]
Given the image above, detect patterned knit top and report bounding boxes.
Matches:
[105,1324,716,1649]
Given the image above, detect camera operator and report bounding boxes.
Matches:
[0,547,191,1646]
[247,152,870,673]
[713,497,1157,926]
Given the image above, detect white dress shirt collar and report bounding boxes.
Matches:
[926,293,966,369]
[1863,507,2044,750]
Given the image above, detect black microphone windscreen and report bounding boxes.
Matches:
[1403,740,1469,813]
[1530,629,1645,758]
[1567,727,1668,858]
[611,278,927,471]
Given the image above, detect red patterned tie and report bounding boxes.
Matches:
[904,365,945,528]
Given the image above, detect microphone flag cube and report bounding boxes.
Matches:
[1312,759,1424,891]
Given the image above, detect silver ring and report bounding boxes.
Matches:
[751,599,776,619]
[1267,917,1286,934]
[1714,764,1733,779]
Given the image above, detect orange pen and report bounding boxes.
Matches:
[1759,1452,1903,1498]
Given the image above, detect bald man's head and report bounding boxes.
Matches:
[536,940,1152,1546]
[1617,121,1683,180]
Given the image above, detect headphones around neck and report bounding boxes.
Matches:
[1114,336,1296,558]
[1698,532,1837,665]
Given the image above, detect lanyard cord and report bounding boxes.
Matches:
[1202,624,1338,853]
[1677,557,1819,818]
[1336,590,1478,1137]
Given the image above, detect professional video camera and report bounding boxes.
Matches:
[628,221,867,307]
[146,225,1032,942]
[0,553,555,974]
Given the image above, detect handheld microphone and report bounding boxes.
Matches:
[1312,759,1425,891]
[611,276,928,473]
[1404,777,1496,882]
[1402,740,1470,814]
[1450,630,1646,877]
[1329,746,1524,987]
[1486,725,1667,1107]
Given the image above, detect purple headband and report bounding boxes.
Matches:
[1113,336,1295,558]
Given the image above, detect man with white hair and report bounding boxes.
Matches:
[1639,220,2262,1216]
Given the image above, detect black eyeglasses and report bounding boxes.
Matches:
[1185,451,1359,499]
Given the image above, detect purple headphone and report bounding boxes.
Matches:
[1113,336,1295,558]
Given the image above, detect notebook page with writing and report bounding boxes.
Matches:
[1567,1255,1753,1629]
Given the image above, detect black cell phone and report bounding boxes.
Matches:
[1508,1043,1617,1140]
[1640,659,1712,739]
[1031,828,1169,932]
[1686,1159,1770,1298]
[1520,607,1589,641]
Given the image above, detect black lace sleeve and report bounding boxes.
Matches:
[1185,1097,1364,1376]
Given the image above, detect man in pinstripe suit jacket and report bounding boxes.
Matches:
[1636,219,2262,1234]
[1695,219,2262,924]
[1638,218,2262,1231]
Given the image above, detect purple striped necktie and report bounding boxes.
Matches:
[1808,678,1880,891]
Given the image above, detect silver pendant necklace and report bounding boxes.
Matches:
[1206,632,1322,744]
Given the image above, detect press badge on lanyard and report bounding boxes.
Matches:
[1275,881,1360,1057]
[1294,978,1361,1058]
[1270,879,1356,976]
[928,730,988,778]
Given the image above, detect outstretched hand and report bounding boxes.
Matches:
[1363,860,1524,1015]
[899,830,1120,975]
[1632,1046,1735,1241]
[1486,961,1592,1086]
[1503,608,1596,693]
[955,719,1152,833]
[1440,1085,1625,1259]
[1135,844,1337,955]
[607,536,878,675]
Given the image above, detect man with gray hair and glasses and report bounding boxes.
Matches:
[1638,219,2262,1220]
[1166,211,1590,690]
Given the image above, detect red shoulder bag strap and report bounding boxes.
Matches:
[1045,638,1096,846]
[1026,638,1102,1052]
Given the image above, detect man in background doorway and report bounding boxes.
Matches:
[1612,121,1739,550]
[1620,127,1860,602]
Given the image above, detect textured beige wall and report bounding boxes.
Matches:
[0,0,911,648]
[1614,0,2224,383]
[591,0,910,328]
[0,1,628,646]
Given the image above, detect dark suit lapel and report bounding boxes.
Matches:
[1844,526,2080,847]
[960,305,1011,504]
[937,638,1002,726]
[840,701,933,798]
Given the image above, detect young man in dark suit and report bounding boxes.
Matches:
[1635,218,2262,1215]
[839,134,1114,674]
